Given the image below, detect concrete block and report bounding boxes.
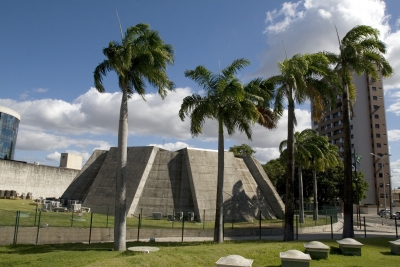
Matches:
[337,238,363,256]
[280,250,311,267]
[389,239,400,255]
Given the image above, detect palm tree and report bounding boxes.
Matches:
[324,25,393,238]
[308,134,341,220]
[279,129,325,223]
[93,23,174,251]
[268,53,337,241]
[179,58,276,243]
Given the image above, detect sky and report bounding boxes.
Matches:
[1,0,400,188]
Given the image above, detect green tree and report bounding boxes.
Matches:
[229,144,256,157]
[179,58,276,243]
[268,53,336,241]
[263,159,285,190]
[93,23,174,251]
[279,129,334,223]
[324,25,393,238]
[310,137,341,220]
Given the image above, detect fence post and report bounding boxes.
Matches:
[35,210,42,245]
[395,217,398,239]
[223,215,225,242]
[330,216,333,239]
[106,207,109,228]
[363,217,366,238]
[259,211,262,240]
[70,209,74,227]
[34,207,38,227]
[13,211,20,245]
[296,215,299,240]
[137,214,141,242]
[89,212,93,244]
[172,209,175,229]
[181,216,185,242]
[203,210,205,230]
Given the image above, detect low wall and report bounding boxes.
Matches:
[0,159,79,199]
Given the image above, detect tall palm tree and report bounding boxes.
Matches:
[179,58,276,243]
[93,23,174,251]
[324,25,393,238]
[268,53,337,241]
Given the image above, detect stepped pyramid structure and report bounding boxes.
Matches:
[61,146,284,222]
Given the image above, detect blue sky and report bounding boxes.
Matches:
[1,0,400,187]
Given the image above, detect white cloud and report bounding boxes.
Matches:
[16,129,112,151]
[253,147,281,164]
[390,158,400,189]
[386,90,400,115]
[388,129,400,141]
[0,87,193,138]
[228,108,311,148]
[45,151,61,162]
[256,0,400,91]
[147,141,190,151]
[33,88,48,93]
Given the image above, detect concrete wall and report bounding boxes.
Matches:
[0,159,79,199]
[62,147,284,222]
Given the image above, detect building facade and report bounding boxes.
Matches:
[0,105,20,160]
[313,71,391,210]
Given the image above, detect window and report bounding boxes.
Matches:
[375,124,380,128]
[351,134,354,139]
[378,163,383,167]
[372,87,377,91]
[376,133,381,138]
[336,102,342,108]
[380,183,384,188]
[373,96,378,100]
[377,143,381,148]
[371,77,376,82]
[374,114,379,119]
[374,105,379,109]
[313,121,318,126]
[351,125,353,130]
[379,173,383,177]
[334,121,339,127]
[333,112,339,118]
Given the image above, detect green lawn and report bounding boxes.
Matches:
[0,237,398,267]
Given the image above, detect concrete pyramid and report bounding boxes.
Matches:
[61,146,284,222]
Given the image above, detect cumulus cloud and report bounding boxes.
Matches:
[386,90,400,115]
[390,158,400,189]
[255,0,400,90]
[253,147,281,163]
[0,87,193,138]
[16,129,112,151]
[147,141,190,151]
[45,151,61,162]
[388,130,400,141]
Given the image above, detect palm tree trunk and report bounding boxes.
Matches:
[214,115,224,243]
[114,90,128,251]
[284,97,295,241]
[313,168,318,221]
[342,81,354,238]
[298,165,304,223]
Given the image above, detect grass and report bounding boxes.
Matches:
[0,237,398,267]
[0,199,335,230]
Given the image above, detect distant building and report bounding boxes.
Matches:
[312,71,391,210]
[0,105,20,160]
[59,153,82,170]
